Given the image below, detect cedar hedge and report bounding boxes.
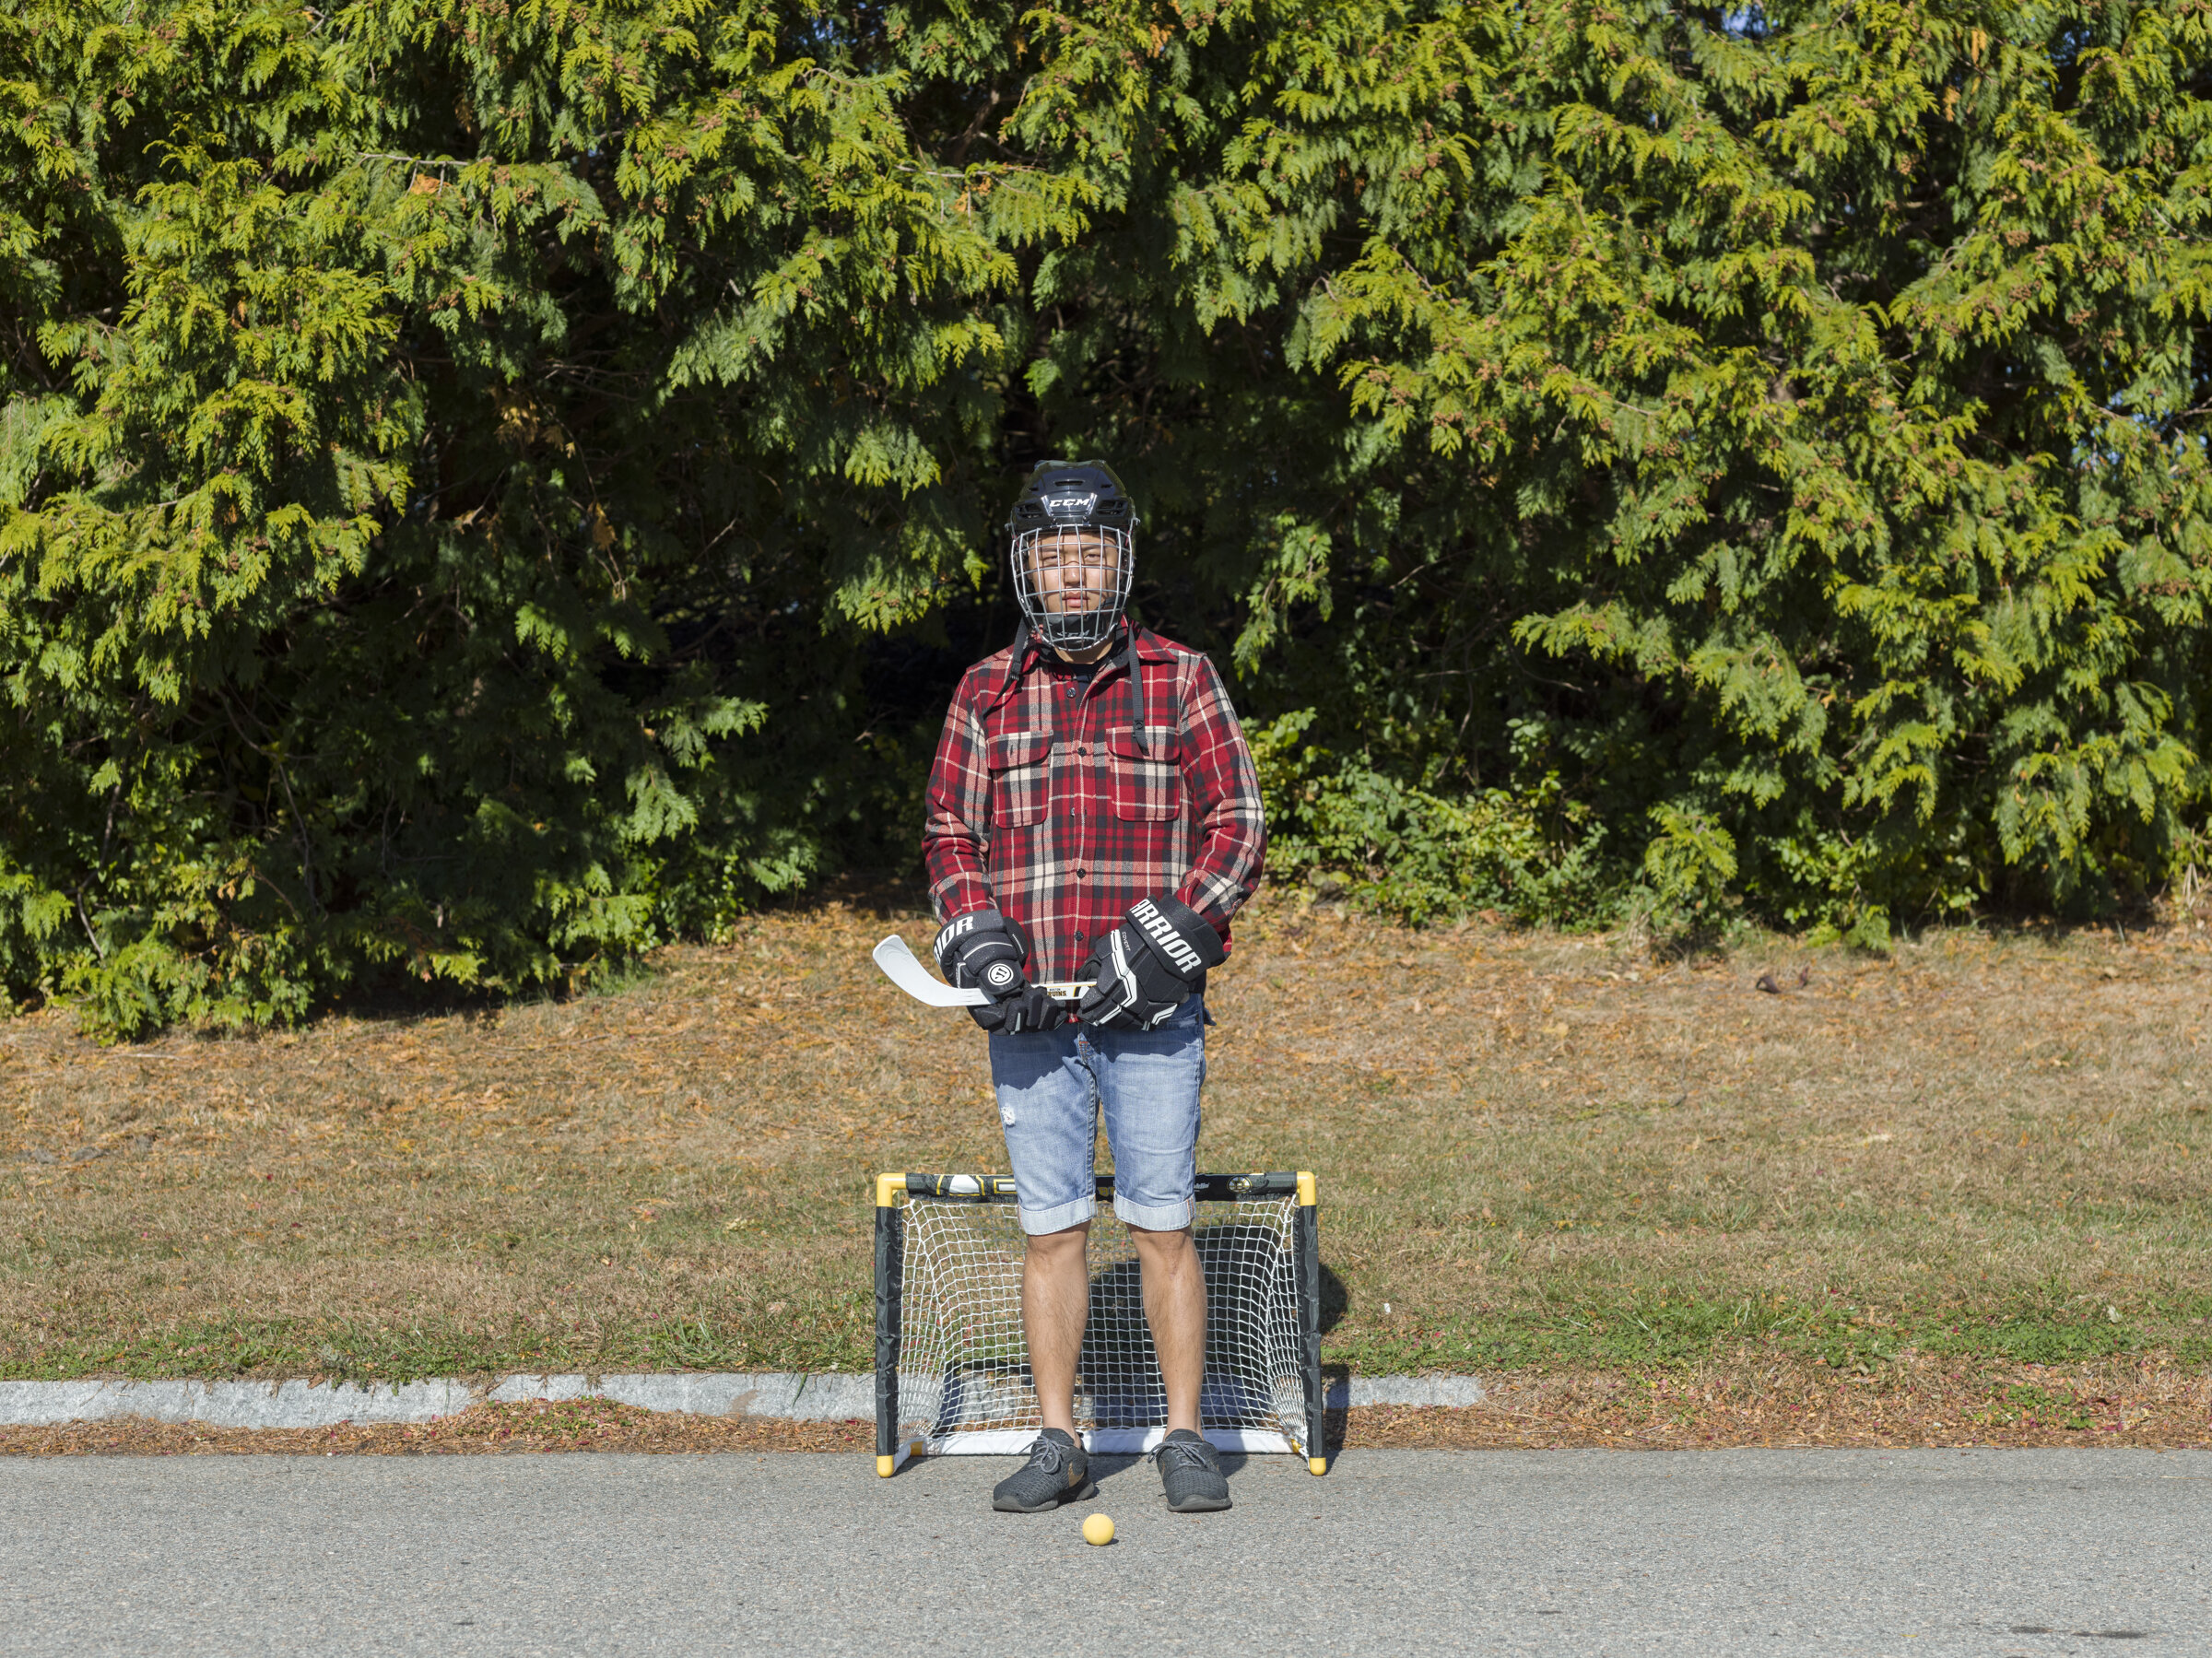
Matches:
[2,0,2208,1034]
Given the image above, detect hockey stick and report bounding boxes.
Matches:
[872,935,1091,1009]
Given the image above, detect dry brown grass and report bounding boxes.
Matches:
[1337,1356,2212,1450]
[0,1396,873,1456]
[1248,906,2212,1373]
[2,894,2207,1410]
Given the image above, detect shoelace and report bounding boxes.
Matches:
[1027,1437,1071,1475]
[1152,1438,1214,1471]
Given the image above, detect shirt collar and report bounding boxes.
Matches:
[992,624,1171,705]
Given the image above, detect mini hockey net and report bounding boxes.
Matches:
[874,1171,1324,1472]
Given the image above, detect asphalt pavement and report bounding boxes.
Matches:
[3,1448,2206,1655]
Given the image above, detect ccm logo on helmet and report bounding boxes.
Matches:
[1130,900,1203,975]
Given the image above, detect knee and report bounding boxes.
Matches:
[1025,1223,1089,1264]
[1128,1223,1195,1259]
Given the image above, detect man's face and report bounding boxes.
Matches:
[1024,530,1122,615]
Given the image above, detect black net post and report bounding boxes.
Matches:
[1297,1170,1325,1474]
[874,1173,906,1476]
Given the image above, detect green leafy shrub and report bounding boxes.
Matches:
[1251,711,1622,926]
[6,0,2212,1034]
[1,0,1031,1033]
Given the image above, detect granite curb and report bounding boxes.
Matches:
[0,1371,1482,1429]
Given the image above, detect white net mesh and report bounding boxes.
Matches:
[891,1191,1310,1456]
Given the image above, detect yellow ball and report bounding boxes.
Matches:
[1081,1512,1115,1546]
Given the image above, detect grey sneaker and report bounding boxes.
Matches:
[992,1429,1097,1513]
[1154,1428,1230,1512]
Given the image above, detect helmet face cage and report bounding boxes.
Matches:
[1010,523,1135,652]
[1005,461,1139,653]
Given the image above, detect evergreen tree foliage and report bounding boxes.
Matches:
[3,0,2208,1032]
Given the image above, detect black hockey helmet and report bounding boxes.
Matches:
[1006,460,1140,540]
[1006,460,1138,652]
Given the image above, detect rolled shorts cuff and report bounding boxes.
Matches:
[1112,1191,1195,1231]
[1017,1192,1098,1237]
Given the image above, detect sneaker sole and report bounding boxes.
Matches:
[1164,1489,1231,1513]
[993,1478,1098,1514]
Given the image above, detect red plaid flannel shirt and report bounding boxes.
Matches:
[922,627,1266,982]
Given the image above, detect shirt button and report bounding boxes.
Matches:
[1074,867,1087,879]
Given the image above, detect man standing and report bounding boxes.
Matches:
[922,460,1265,1514]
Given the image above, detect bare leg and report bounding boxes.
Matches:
[1022,1222,1091,1436]
[1130,1223,1206,1434]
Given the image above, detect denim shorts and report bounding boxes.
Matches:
[988,995,1206,1235]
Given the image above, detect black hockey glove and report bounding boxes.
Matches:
[934,907,1066,1034]
[1077,896,1227,1032]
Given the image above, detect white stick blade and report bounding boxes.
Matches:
[872,935,986,1007]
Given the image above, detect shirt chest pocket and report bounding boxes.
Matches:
[1107,727,1183,820]
[987,731,1054,829]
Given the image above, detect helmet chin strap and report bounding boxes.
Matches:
[1121,624,1147,755]
[999,617,1145,751]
